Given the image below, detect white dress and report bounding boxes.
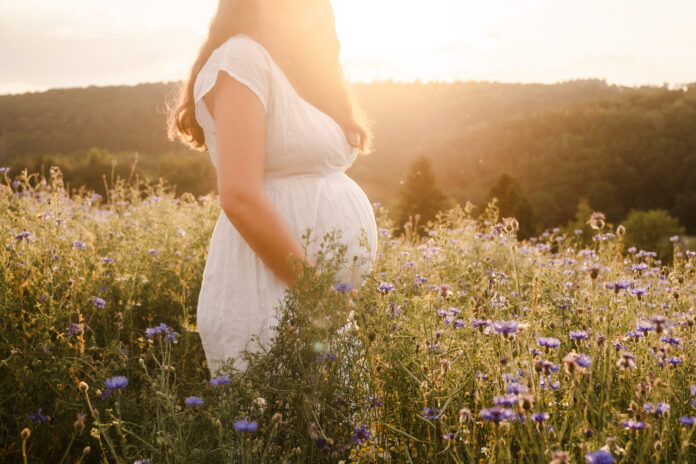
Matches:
[193,33,378,376]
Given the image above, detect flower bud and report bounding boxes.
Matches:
[459,407,472,423]
[79,381,89,392]
[21,428,31,440]
[74,412,86,435]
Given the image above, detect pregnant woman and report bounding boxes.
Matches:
[168,0,378,376]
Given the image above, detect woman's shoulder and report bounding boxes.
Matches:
[194,33,275,114]
[214,34,272,70]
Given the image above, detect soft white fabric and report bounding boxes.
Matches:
[193,33,378,376]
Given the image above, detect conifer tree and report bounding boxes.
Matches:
[395,155,449,237]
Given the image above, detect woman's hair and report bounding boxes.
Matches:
[167,0,373,154]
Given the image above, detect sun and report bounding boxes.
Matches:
[331,0,503,81]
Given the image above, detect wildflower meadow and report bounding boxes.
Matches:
[2,166,696,463]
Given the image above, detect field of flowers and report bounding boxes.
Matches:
[2,165,696,464]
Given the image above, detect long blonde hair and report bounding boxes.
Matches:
[167,0,373,154]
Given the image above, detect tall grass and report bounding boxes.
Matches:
[1,166,695,463]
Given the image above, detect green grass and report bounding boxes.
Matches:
[1,166,696,464]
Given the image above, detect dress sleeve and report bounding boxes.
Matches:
[194,36,272,119]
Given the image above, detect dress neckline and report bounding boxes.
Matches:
[233,33,358,154]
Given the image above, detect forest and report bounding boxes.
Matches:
[1,78,694,241]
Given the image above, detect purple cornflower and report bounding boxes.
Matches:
[133,459,151,464]
[145,322,179,343]
[569,330,588,340]
[73,240,87,250]
[453,319,466,329]
[352,424,371,444]
[102,256,114,263]
[539,377,561,390]
[471,319,490,331]
[421,407,442,420]
[660,336,680,345]
[105,376,128,390]
[185,396,204,407]
[65,322,90,337]
[148,249,159,255]
[492,321,519,338]
[92,297,106,309]
[629,287,647,297]
[585,449,615,464]
[234,418,258,432]
[532,412,549,423]
[656,402,670,416]
[679,416,696,426]
[28,408,49,424]
[368,394,383,408]
[668,357,682,366]
[537,337,561,349]
[15,230,32,241]
[378,282,394,293]
[333,281,353,292]
[576,354,592,368]
[317,353,336,362]
[535,359,559,375]
[210,376,230,386]
[480,406,515,423]
[690,385,696,396]
[622,419,645,430]
[506,382,528,394]
[636,321,655,333]
[494,394,518,407]
[315,437,328,449]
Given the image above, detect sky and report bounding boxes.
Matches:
[1,0,695,95]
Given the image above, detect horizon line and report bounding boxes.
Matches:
[1,77,694,97]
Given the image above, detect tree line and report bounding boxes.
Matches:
[1,78,694,253]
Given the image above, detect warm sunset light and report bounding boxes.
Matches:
[332,0,696,84]
[1,0,695,94]
[4,0,696,462]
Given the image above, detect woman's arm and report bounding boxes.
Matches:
[204,71,313,288]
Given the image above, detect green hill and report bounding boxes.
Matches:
[1,78,695,233]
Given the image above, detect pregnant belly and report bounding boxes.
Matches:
[264,171,378,287]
